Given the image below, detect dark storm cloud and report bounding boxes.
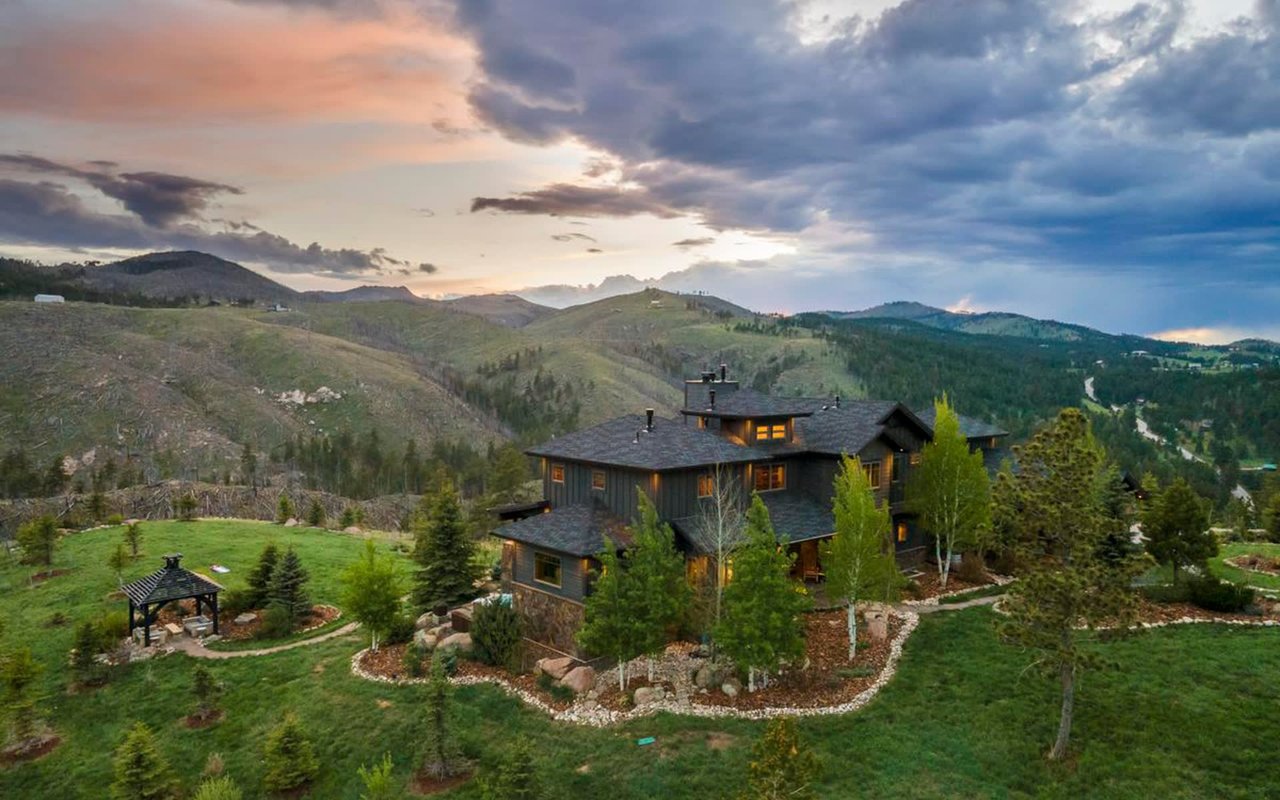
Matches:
[0,165,422,277]
[0,154,241,226]
[418,262,439,273]
[456,0,1280,285]
[471,184,679,218]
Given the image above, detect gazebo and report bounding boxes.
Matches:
[124,553,223,646]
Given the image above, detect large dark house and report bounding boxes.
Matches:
[494,366,1006,657]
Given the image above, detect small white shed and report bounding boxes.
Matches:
[34,294,66,304]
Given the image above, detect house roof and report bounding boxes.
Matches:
[672,492,835,554]
[526,413,771,471]
[494,504,632,557]
[792,400,921,456]
[681,387,825,419]
[123,554,223,606]
[913,407,1008,439]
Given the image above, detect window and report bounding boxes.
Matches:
[909,451,922,467]
[591,470,606,491]
[896,522,909,543]
[697,473,715,498]
[697,416,708,429]
[754,463,786,492]
[550,463,565,483]
[754,422,787,441]
[534,552,562,587]
[863,461,882,490]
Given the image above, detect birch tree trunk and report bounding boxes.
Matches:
[747,667,756,693]
[846,601,858,661]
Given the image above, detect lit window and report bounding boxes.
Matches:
[698,473,715,498]
[591,470,606,491]
[896,522,908,543]
[697,417,708,429]
[863,461,882,489]
[754,463,786,492]
[550,463,565,483]
[754,422,787,441]
[534,552,562,587]
[909,452,922,467]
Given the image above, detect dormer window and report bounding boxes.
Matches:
[754,422,787,442]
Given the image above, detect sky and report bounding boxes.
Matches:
[1,0,1277,343]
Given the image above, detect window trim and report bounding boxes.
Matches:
[533,551,562,588]
[863,460,883,490]
[591,469,606,491]
[550,463,565,484]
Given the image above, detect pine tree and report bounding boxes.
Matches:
[470,598,522,670]
[738,717,821,800]
[821,455,899,661]
[357,753,402,800]
[110,722,173,800]
[108,543,129,590]
[16,515,58,568]
[419,655,463,780]
[239,441,257,487]
[247,544,280,609]
[577,542,646,692]
[478,739,544,800]
[70,621,105,687]
[1142,477,1215,583]
[268,549,311,629]
[489,445,530,502]
[192,775,243,800]
[907,395,992,589]
[714,495,811,692]
[995,408,1143,760]
[411,477,478,611]
[124,522,143,558]
[88,489,107,523]
[175,493,197,521]
[340,539,405,651]
[43,455,68,496]
[307,498,326,528]
[1261,492,1280,542]
[276,495,295,524]
[1,646,43,744]
[191,664,223,722]
[340,506,358,529]
[627,491,692,679]
[263,713,320,792]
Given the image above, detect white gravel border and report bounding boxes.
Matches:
[350,610,922,727]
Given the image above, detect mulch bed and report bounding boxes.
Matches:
[28,568,73,584]
[182,709,225,729]
[908,569,997,601]
[1132,597,1280,625]
[1225,554,1280,577]
[156,602,338,641]
[410,769,472,796]
[0,734,61,766]
[457,661,578,711]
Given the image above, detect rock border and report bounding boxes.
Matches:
[1222,555,1280,580]
[989,597,1280,629]
[900,573,1016,607]
[350,610,921,727]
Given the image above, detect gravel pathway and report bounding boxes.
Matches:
[169,622,361,659]
[896,594,1004,614]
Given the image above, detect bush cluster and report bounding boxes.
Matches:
[470,599,521,670]
[1186,576,1255,613]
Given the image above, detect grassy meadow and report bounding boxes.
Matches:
[1,521,1278,798]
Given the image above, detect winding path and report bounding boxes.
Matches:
[897,594,1004,614]
[170,622,361,659]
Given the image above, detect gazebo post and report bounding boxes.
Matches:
[211,593,219,634]
[195,595,202,617]
[143,603,151,647]
[128,600,135,637]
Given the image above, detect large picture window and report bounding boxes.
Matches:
[754,463,786,492]
[534,552,562,587]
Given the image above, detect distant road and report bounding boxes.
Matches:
[1085,376,1251,504]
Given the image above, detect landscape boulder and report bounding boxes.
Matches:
[721,677,742,697]
[438,632,472,653]
[693,663,723,690]
[560,665,595,694]
[535,656,576,681]
[343,526,361,534]
[413,630,438,651]
[428,623,451,640]
[633,686,665,706]
[865,609,889,643]
[233,612,257,626]
[414,613,434,631]
[283,518,299,528]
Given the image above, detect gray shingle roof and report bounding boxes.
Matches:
[684,387,825,418]
[123,554,223,606]
[792,400,902,456]
[526,414,771,471]
[672,492,834,554]
[495,504,632,557]
[914,407,1008,439]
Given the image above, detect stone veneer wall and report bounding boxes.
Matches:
[514,583,585,658]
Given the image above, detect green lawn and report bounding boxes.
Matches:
[1211,542,1280,593]
[2,522,1279,798]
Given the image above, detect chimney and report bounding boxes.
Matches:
[163,553,183,570]
[719,363,727,382]
[709,389,716,409]
[834,394,841,409]
[646,408,655,431]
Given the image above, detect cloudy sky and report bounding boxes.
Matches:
[1,0,1277,342]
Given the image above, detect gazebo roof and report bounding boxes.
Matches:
[123,554,223,606]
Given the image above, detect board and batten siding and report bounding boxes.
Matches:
[510,541,591,602]
[541,459,650,522]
